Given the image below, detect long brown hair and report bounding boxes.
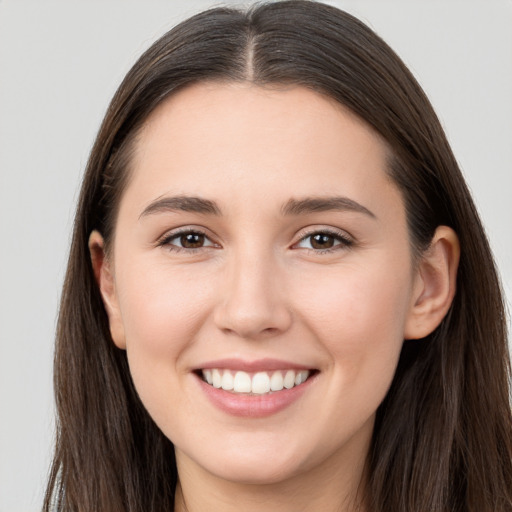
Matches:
[44,2,512,510]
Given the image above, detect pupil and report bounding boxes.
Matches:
[181,233,204,248]
[311,234,334,249]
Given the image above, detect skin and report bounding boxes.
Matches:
[90,83,459,512]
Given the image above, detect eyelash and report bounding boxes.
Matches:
[294,228,354,254]
[157,228,216,253]
[156,228,354,254]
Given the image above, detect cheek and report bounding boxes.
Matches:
[116,259,212,354]
[113,260,216,410]
[290,260,412,444]
[294,257,412,374]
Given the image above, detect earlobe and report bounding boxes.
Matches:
[404,226,460,340]
[88,230,126,349]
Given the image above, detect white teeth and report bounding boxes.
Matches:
[201,369,311,394]
[234,371,252,393]
[252,372,271,394]
[270,371,284,391]
[221,371,234,390]
[284,370,295,389]
[295,370,309,385]
[212,369,222,388]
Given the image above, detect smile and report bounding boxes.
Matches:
[201,369,311,394]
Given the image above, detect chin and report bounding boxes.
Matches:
[180,436,310,486]
[206,457,305,486]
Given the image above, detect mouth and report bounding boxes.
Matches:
[197,368,317,395]
[194,360,319,417]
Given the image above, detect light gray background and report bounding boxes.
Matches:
[1,1,511,510]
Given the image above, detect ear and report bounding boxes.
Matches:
[88,230,126,349]
[404,226,460,340]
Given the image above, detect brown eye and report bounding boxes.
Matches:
[160,230,216,251]
[295,230,353,252]
[310,233,335,249]
[180,233,205,248]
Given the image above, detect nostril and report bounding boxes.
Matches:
[214,303,293,340]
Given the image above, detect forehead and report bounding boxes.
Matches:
[122,82,401,221]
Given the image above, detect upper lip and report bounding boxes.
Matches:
[196,358,315,372]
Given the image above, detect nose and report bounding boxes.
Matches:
[213,252,292,340]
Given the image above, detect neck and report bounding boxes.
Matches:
[174,444,369,512]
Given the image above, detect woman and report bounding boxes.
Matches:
[43,1,512,511]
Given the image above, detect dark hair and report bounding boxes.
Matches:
[44,1,512,511]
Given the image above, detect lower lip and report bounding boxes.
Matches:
[196,373,316,418]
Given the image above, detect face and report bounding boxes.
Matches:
[99,83,424,486]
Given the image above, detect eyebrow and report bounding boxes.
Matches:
[139,195,221,219]
[281,196,376,218]
[139,194,376,220]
